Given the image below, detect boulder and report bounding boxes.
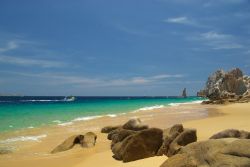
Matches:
[157,124,197,157]
[51,135,84,153]
[101,126,121,133]
[110,129,137,147]
[160,139,250,167]
[122,118,148,131]
[112,128,163,162]
[210,129,250,139]
[167,129,197,157]
[51,132,97,153]
[157,124,184,155]
[82,132,97,147]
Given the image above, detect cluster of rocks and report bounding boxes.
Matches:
[101,118,197,162]
[197,68,250,104]
[161,129,250,167]
[102,119,250,166]
[51,132,97,153]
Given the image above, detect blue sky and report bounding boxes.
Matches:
[0,0,249,96]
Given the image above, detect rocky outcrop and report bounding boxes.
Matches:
[101,126,121,133]
[51,132,97,153]
[101,118,148,134]
[122,118,149,131]
[210,129,250,139]
[160,139,250,167]
[112,128,163,162]
[182,88,187,98]
[105,121,197,162]
[157,124,197,157]
[198,68,250,104]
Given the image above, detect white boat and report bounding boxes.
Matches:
[63,96,76,102]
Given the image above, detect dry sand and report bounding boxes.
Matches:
[0,102,250,167]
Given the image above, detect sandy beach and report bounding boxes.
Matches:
[0,102,250,167]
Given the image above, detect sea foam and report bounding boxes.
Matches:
[168,100,203,107]
[0,134,47,144]
[136,105,165,111]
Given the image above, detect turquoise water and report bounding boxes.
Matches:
[0,96,204,132]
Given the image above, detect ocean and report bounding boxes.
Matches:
[0,96,204,133]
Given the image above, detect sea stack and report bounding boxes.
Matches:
[182,88,187,98]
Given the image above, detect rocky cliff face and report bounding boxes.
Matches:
[198,68,250,104]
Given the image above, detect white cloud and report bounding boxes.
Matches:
[191,31,244,50]
[165,17,190,24]
[200,31,231,40]
[0,41,18,52]
[0,55,66,68]
[163,16,204,27]
[1,71,185,87]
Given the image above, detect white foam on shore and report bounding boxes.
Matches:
[58,122,73,126]
[52,120,62,124]
[0,134,47,144]
[168,100,203,107]
[106,114,117,117]
[73,115,102,122]
[136,105,165,112]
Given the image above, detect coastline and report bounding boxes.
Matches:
[1,102,250,167]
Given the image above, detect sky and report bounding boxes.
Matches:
[0,0,250,96]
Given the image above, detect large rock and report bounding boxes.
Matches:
[111,128,163,162]
[198,68,250,103]
[122,118,148,131]
[157,124,197,157]
[82,132,97,147]
[160,139,250,167]
[210,129,250,139]
[110,129,137,147]
[101,126,121,133]
[51,132,97,153]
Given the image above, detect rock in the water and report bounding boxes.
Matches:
[112,128,163,162]
[51,132,97,153]
[210,129,250,139]
[197,68,250,104]
[122,118,148,131]
[182,88,187,98]
[160,139,250,167]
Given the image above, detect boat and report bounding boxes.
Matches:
[63,96,76,102]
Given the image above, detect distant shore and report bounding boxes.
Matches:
[1,102,250,167]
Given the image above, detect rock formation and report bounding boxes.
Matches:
[197,68,250,104]
[104,121,197,162]
[160,139,250,167]
[182,88,187,98]
[111,128,163,162]
[51,132,97,153]
[209,129,250,139]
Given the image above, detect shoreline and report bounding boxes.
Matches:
[0,102,214,167]
[0,99,205,139]
[2,102,250,167]
[0,97,204,133]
